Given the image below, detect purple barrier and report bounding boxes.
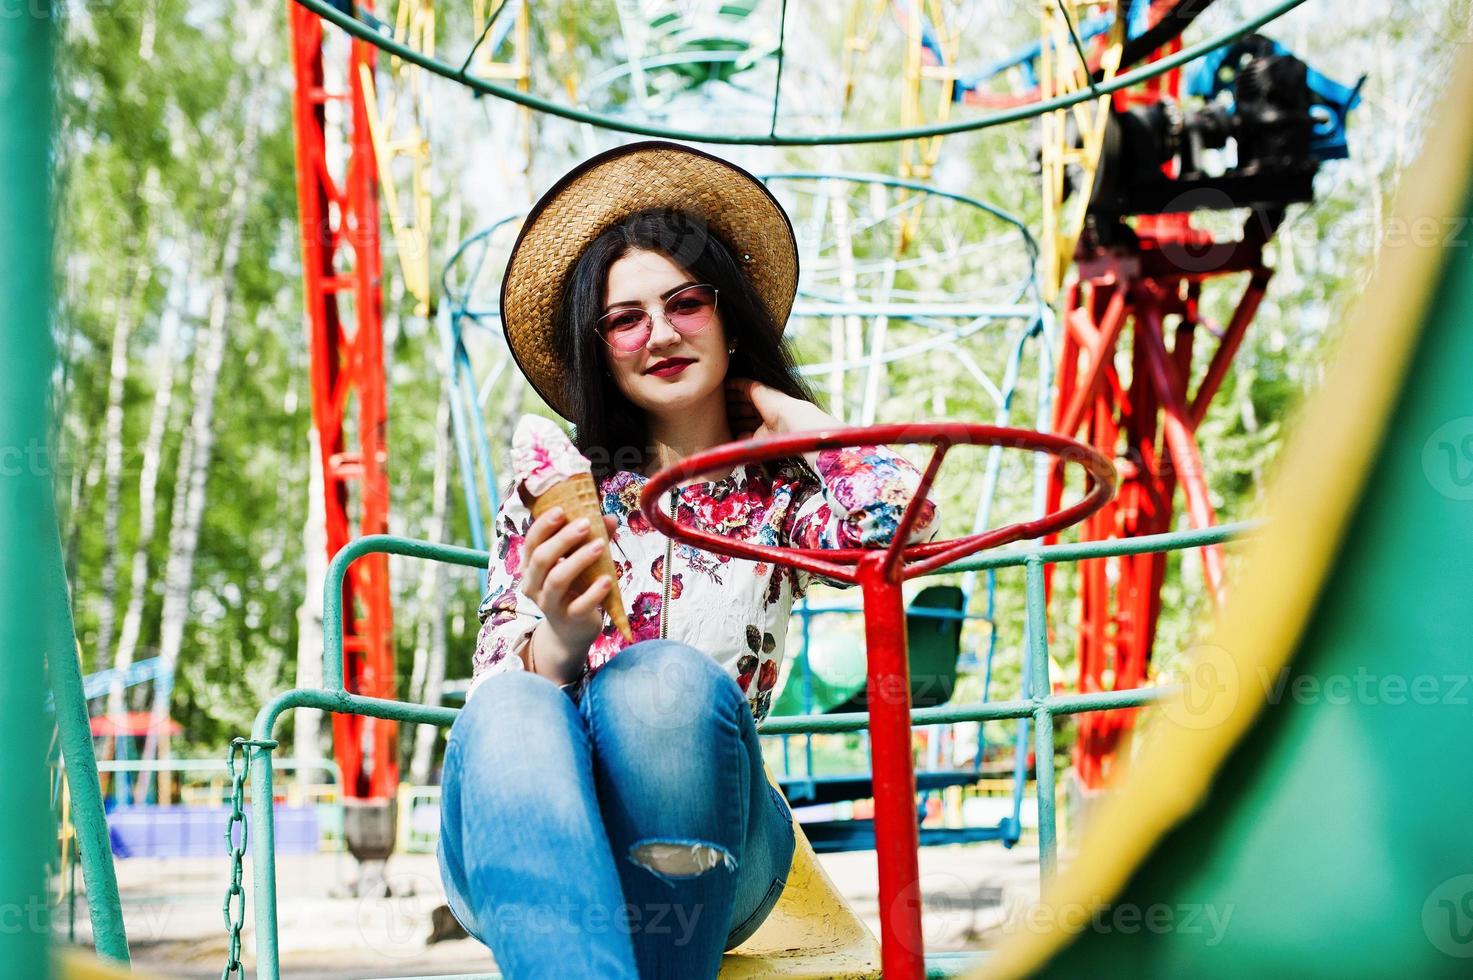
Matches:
[107,804,321,859]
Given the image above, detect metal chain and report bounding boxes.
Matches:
[221,736,278,980]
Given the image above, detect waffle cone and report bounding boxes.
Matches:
[529,473,632,641]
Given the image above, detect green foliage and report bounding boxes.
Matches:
[51,0,1466,770]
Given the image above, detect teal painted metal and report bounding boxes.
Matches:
[288,0,1312,146]
[941,519,1258,573]
[2,8,130,972]
[225,524,1242,976]
[1,12,61,978]
[1025,557,1058,879]
[248,741,282,979]
[324,535,490,692]
[48,544,132,963]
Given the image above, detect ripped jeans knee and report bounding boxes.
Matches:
[629,838,737,884]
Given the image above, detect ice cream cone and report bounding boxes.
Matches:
[528,472,632,641]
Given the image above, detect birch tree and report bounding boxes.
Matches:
[95,167,162,680]
[134,99,265,795]
[408,392,454,786]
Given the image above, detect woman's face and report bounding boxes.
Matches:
[600,247,730,420]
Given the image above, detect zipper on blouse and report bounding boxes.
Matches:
[659,488,676,640]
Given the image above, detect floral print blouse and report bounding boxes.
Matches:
[469,445,940,723]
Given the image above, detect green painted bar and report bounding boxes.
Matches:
[319,523,1253,698]
[1,11,61,978]
[249,744,282,979]
[939,519,1258,574]
[1026,558,1059,880]
[760,686,1173,735]
[254,688,460,741]
[288,0,1311,146]
[3,7,129,972]
[48,554,131,963]
[248,684,1168,742]
[323,535,491,692]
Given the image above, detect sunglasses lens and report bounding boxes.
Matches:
[594,285,717,353]
[597,310,652,352]
[666,285,717,332]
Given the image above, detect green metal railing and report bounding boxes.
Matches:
[288,0,1312,146]
[5,8,132,974]
[230,520,1252,977]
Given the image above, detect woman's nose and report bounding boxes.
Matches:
[645,308,680,349]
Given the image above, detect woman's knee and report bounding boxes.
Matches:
[587,640,743,731]
[447,668,582,773]
[584,642,749,765]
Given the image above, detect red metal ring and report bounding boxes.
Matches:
[638,421,1116,584]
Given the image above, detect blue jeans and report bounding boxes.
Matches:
[437,640,795,979]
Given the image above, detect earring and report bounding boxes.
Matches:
[727,337,739,355]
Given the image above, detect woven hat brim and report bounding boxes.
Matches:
[500,140,799,420]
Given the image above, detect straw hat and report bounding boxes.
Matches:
[499,140,799,420]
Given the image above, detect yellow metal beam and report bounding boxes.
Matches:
[1038,0,1123,301]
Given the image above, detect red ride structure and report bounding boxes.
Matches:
[287,2,398,805]
[642,423,1116,980]
[1047,212,1274,788]
[1040,1,1348,787]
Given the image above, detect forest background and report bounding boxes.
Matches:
[51,0,1471,781]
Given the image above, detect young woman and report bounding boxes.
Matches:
[437,141,939,980]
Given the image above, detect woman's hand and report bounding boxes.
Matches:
[520,506,620,682]
[726,378,837,440]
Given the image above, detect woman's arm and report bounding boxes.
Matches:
[785,445,940,551]
[469,492,543,699]
[726,378,940,552]
[469,491,618,699]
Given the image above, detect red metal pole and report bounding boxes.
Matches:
[1136,301,1225,595]
[1188,268,1272,428]
[287,0,397,800]
[858,552,924,980]
[1056,282,1129,438]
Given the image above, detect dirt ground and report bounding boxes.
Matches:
[62,841,1043,978]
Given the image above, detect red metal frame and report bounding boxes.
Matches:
[641,422,1115,980]
[1040,0,1282,789]
[288,1,397,800]
[1047,231,1273,788]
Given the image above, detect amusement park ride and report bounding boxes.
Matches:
[280,0,1363,862]
[34,0,1471,978]
[1032,14,1362,787]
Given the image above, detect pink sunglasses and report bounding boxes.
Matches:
[593,283,720,354]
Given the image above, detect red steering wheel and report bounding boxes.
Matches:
[639,421,1116,583]
[638,421,1114,980]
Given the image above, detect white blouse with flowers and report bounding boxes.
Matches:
[469,446,940,723]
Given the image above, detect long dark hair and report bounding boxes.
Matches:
[553,206,814,478]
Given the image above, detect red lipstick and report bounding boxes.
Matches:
[647,358,694,378]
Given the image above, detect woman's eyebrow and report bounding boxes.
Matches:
[605,280,697,311]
